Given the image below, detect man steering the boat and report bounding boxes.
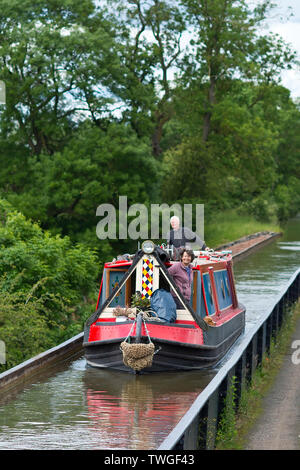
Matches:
[166,216,206,260]
[168,248,195,309]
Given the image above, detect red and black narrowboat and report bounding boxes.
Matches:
[83,241,245,373]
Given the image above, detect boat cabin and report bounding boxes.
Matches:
[93,242,237,327]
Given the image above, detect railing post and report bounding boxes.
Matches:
[266,313,273,353]
[257,323,267,366]
[206,389,219,450]
[235,351,247,408]
[197,402,209,450]
[246,335,258,383]
[278,297,284,329]
[271,306,278,338]
[274,303,280,335]
[290,277,298,303]
[183,415,200,450]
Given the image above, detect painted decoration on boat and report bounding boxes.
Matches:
[142,258,154,299]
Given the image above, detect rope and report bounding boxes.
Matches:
[123,319,137,344]
[113,306,163,322]
[120,313,161,371]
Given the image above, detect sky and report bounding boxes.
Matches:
[262,0,300,99]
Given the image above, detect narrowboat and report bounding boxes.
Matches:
[83,241,245,373]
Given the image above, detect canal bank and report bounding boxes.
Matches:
[216,230,282,261]
[244,302,300,450]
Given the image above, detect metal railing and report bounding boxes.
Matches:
[0,332,83,392]
[158,268,300,450]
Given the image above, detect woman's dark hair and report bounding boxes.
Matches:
[179,248,195,262]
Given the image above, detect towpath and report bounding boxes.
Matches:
[244,316,300,450]
[216,231,281,261]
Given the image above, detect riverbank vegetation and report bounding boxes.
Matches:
[0,0,299,369]
[205,210,281,248]
[0,199,99,372]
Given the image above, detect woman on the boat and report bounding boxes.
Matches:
[168,248,194,309]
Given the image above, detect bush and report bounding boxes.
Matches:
[0,289,53,371]
[0,198,99,369]
[237,193,277,222]
[274,178,300,221]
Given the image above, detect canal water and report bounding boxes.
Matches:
[0,218,299,450]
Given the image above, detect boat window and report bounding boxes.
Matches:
[105,267,132,308]
[192,271,207,320]
[202,273,216,316]
[213,270,232,310]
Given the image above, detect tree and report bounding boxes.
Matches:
[180,0,296,142]
[0,289,52,371]
[0,197,100,369]
[3,122,159,257]
[162,80,283,205]
[161,1,297,207]
[0,0,120,155]
[106,0,186,156]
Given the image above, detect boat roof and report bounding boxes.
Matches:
[104,249,232,271]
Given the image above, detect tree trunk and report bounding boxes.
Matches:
[202,76,216,142]
[151,110,171,158]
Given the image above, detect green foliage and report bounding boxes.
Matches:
[2,121,159,258]
[0,198,99,369]
[0,0,120,155]
[0,199,98,302]
[204,209,280,248]
[216,377,238,448]
[0,288,53,371]
[274,178,300,221]
[131,293,151,311]
[238,193,278,223]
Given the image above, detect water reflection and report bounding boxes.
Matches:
[0,358,212,449]
[84,367,213,450]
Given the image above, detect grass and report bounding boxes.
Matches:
[204,209,281,248]
[215,300,300,450]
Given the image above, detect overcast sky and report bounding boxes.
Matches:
[262,0,300,99]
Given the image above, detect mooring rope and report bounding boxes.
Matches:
[113,306,163,322]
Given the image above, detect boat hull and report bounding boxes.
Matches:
[84,309,245,373]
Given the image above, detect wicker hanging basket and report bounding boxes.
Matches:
[120,341,155,371]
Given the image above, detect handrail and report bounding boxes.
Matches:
[158,268,300,450]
